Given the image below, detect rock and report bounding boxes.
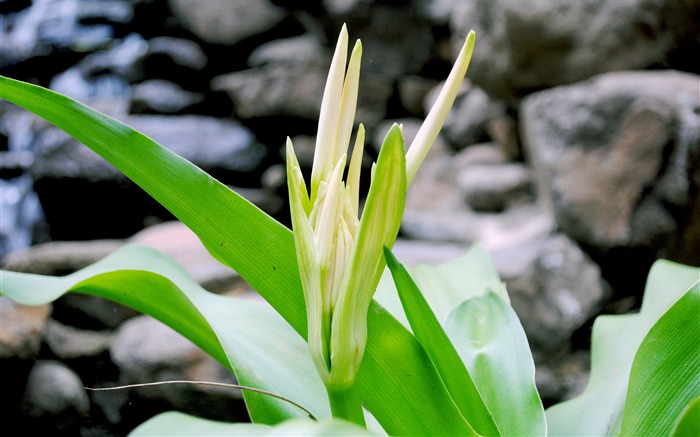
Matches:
[450,0,700,99]
[493,234,608,352]
[138,36,208,87]
[0,173,44,256]
[486,107,522,160]
[213,65,327,120]
[398,75,440,117]
[22,360,90,432]
[44,319,112,360]
[457,163,533,212]
[521,70,700,264]
[129,221,246,294]
[29,114,266,240]
[248,34,329,68]
[168,0,287,45]
[130,79,205,114]
[0,297,50,360]
[441,85,495,149]
[1,240,124,275]
[110,315,246,422]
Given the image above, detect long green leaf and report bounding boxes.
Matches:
[620,283,700,436]
[130,411,375,436]
[0,244,329,424]
[384,247,497,437]
[445,293,547,436]
[546,260,700,436]
[0,75,472,435]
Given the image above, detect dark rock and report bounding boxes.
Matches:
[22,360,90,432]
[138,36,208,87]
[44,319,112,360]
[248,34,329,68]
[457,163,533,212]
[130,79,205,114]
[29,114,265,240]
[0,297,50,360]
[398,75,440,117]
[521,70,700,264]
[168,0,287,45]
[0,174,43,256]
[451,0,700,99]
[1,240,124,275]
[493,234,608,353]
[129,221,246,294]
[110,315,246,423]
[441,85,496,149]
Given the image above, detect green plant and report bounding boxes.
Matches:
[1,26,698,436]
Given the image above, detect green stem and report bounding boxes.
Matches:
[327,383,366,427]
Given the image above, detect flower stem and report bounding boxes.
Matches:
[327,383,366,427]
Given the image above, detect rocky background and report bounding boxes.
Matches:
[1,0,698,435]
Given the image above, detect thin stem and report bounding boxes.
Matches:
[326,383,366,427]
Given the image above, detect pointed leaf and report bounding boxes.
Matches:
[384,248,497,437]
[620,283,700,436]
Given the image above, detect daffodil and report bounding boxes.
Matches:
[286,25,475,423]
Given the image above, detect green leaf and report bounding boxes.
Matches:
[383,248,497,437]
[0,76,473,435]
[375,244,506,327]
[546,260,700,436]
[1,244,329,424]
[130,411,375,436]
[620,283,700,436]
[445,293,547,436]
[670,397,700,437]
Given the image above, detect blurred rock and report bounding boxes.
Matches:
[168,0,287,45]
[248,34,329,68]
[398,75,439,117]
[22,360,90,432]
[441,85,495,149]
[129,221,245,294]
[44,319,112,361]
[493,234,608,352]
[522,70,700,264]
[138,36,208,87]
[110,315,246,422]
[1,240,124,275]
[451,0,700,99]
[130,79,205,114]
[0,297,50,360]
[457,163,533,212]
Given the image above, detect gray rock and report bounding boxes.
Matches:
[450,0,700,99]
[0,297,50,360]
[1,240,124,275]
[213,65,327,120]
[398,75,440,117]
[168,0,287,45]
[248,34,329,68]
[457,163,533,212]
[493,234,608,352]
[110,315,244,420]
[22,360,90,430]
[138,36,208,87]
[129,221,246,294]
[441,86,496,149]
[44,319,112,360]
[146,36,207,71]
[521,70,700,263]
[130,79,205,114]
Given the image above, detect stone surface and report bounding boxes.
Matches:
[1,240,124,275]
[457,163,533,212]
[0,297,51,360]
[110,315,245,421]
[130,79,205,114]
[44,319,112,360]
[441,85,495,149]
[248,34,329,68]
[493,234,608,352]
[168,0,287,45]
[129,221,246,294]
[22,360,90,431]
[521,70,700,263]
[451,0,700,99]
